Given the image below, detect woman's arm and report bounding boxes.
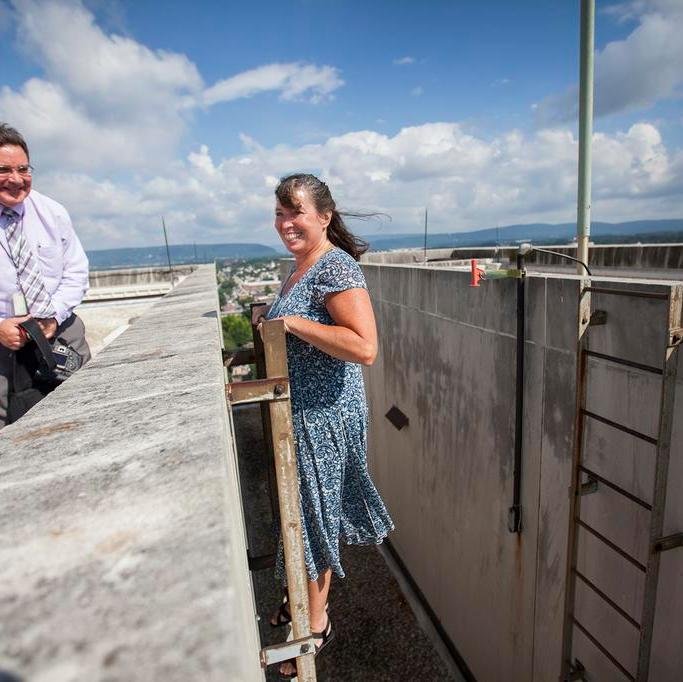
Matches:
[278,288,378,366]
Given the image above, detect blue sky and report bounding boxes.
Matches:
[1,0,682,249]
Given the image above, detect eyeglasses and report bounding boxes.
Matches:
[0,165,34,178]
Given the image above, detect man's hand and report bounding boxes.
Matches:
[36,317,58,340]
[0,316,30,350]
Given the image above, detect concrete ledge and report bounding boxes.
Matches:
[0,265,262,682]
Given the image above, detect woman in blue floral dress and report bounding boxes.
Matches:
[264,173,393,677]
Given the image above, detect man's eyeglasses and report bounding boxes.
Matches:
[0,165,34,178]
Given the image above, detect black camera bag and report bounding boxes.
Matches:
[7,318,64,423]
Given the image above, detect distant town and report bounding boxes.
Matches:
[217,257,281,314]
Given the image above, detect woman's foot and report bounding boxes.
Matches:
[279,616,334,679]
[270,598,291,627]
[270,597,328,628]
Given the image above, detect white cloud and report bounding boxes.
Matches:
[32,120,682,250]
[536,0,683,124]
[1,0,201,170]
[0,0,343,172]
[393,56,415,65]
[410,86,424,97]
[202,62,343,106]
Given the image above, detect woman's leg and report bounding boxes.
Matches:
[308,568,332,632]
[280,570,333,676]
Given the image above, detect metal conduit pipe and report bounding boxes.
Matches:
[473,242,589,535]
[509,248,526,533]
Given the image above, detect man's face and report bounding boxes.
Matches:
[0,145,32,208]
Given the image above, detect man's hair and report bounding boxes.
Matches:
[0,123,30,160]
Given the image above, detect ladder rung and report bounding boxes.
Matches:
[572,617,635,681]
[654,532,683,553]
[575,519,647,572]
[578,466,652,511]
[584,350,662,375]
[574,569,641,630]
[582,409,658,445]
[585,287,669,301]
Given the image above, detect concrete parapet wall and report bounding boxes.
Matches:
[0,265,262,682]
[361,262,683,681]
[89,265,196,289]
[362,243,683,270]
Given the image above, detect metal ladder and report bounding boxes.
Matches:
[561,283,682,681]
[224,308,318,682]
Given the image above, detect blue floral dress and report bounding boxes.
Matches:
[267,248,394,581]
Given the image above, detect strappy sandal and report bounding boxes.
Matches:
[270,595,328,628]
[270,598,292,628]
[279,617,335,679]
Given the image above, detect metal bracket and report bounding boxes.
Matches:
[226,377,290,405]
[588,309,607,326]
[579,475,599,496]
[507,504,523,533]
[654,532,683,553]
[485,268,524,280]
[668,327,683,348]
[260,636,317,668]
[565,658,586,681]
[223,347,255,367]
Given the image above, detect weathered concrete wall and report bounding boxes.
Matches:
[362,243,683,270]
[0,265,263,682]
[361,262,683,681]
[88,265,195,288]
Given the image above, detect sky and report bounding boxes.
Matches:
[0,0,682,250]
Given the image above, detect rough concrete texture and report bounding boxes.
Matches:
[0,265,263,682]
[232,404,462,682]
[360,261,683,681]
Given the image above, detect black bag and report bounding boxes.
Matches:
[7,318,83,423]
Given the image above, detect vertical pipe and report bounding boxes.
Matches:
[576,0,595,274]
[509,251,526,534]
[423,207,428,263]
[162,216,174,287]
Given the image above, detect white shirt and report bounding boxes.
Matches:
[0,189,89,324]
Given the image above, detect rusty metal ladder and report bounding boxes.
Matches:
[561,283,683,681]
[224,306,317,682]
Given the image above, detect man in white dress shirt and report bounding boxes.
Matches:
[0,123,90,427]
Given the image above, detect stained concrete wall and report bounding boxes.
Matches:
[361,262,683,681]
[0,265,263,682]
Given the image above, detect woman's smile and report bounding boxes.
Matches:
[275,191,331,259]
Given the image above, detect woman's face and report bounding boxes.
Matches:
[274,189,331,257]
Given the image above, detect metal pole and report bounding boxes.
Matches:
[423,207,428,263]
[576,0,595,274]
[162,216,174,287]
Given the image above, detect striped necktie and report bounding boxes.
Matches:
[2,207,57,318]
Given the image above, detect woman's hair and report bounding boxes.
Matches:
[275,173,370,261]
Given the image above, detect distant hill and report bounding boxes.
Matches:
[87,219,683,269]
[88,243,279,270]
[363,219,683,252]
